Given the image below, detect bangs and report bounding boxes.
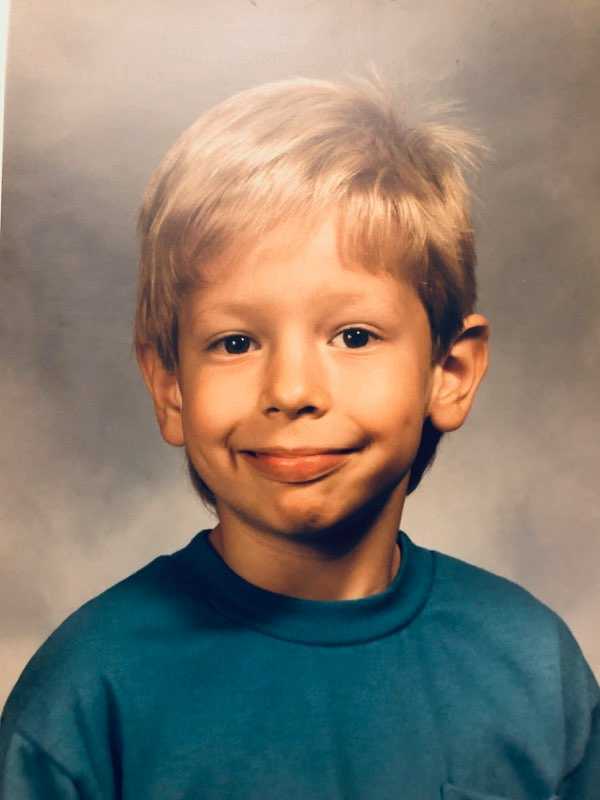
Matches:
[175,155,428,293]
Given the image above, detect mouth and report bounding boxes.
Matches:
[245,448,356,457]
[240,449,358,483]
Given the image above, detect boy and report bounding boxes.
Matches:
[1,76,598,799]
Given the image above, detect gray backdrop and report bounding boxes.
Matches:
[1,0,599,706]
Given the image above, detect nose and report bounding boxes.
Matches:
[260,331,330,419]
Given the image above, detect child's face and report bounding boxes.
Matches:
[174,215,437,536]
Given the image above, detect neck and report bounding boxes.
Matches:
[209,485,406,601]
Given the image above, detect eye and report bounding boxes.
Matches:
[208,334,256,355]
[332,327,381,349]
[208,327,381,356]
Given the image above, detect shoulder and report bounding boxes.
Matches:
[1,536,208,735]
[427,545,599,701]
[430,544,564,626]
[424,544,600,779]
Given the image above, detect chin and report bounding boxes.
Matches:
[267,492,374,541]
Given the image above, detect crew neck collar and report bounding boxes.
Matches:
[183,529,434,646]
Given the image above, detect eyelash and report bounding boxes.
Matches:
[207,327,382,354]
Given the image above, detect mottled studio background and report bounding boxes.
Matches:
[1,1,599,706]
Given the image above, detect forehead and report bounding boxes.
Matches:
[183,215,420,321]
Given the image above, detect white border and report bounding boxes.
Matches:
[0,0,10,229]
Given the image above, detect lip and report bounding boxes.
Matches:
[248,447,355,456]
[240,449,357,483]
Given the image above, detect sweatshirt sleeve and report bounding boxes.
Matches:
[0,729,80,800]
[554,616,600,798]
[557,701,600,799]
[0,618,119,800]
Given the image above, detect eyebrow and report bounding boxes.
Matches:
[195,291,373,317]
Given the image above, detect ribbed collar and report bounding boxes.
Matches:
[182,529,434,646]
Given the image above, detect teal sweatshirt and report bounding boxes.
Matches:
[1,530,598,799]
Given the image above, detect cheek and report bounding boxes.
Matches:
[181,373,253,442]
[350,359,428,429]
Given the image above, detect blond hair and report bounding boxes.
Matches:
[134,75,484,506]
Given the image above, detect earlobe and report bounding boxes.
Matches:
[136,344,185,448]
[428,314,490,433]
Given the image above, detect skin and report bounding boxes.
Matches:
[138,215,489,601]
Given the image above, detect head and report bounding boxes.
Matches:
[134,75,489,525]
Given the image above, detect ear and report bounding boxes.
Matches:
[136,344,185,447]
[428,313,490,433]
